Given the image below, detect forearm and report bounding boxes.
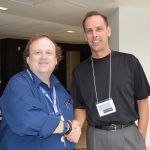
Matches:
[53,107,87,135]
[137,99,149,140]
[53,120,64,134]
[65,109,86,143]
[74,108,86,128]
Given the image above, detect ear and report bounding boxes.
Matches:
[55,59,57,65]
[84,32,88,41]
[107,26,111,37]
[26,57,29,64]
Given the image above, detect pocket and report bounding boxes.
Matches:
[62,97,74,120]
[123,125,144,150]
[64,98,73,110]
[134,126,145,145]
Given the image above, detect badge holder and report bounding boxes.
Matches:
[96,98,116,117]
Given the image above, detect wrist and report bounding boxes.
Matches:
[65,121,72,135]
[63,120,68,134]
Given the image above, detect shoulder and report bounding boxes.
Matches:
[73,57,91,74]
[113,51,139,63]
[1,70,34,98]
[50,74,61,85]
[50,74,65,90]
[6,70,32,88]
[113,51,144,74]
[113,51,136,58]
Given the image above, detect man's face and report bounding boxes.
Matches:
[84,15,111,53]
[27,37,57,76]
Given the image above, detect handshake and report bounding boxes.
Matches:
[64,120,81,143]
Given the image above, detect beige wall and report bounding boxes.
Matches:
[66,51,80,91]
[76,122,87,149]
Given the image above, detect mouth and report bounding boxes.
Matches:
[92,40,101,46]
[39,62,49,65]
[93,40,99,44]
[92,38,102,44]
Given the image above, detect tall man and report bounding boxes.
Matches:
[70,11,150,150]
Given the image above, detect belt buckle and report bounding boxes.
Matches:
[111,124,117,131]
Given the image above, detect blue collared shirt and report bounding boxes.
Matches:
[0,69,74,150]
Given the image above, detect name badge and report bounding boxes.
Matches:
[96,98,116,117]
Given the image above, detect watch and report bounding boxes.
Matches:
[65,121,72,135]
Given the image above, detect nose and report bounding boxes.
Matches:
[41,52,47,59]
[92,30,97,38]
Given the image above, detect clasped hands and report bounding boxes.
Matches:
[65,120,81,143]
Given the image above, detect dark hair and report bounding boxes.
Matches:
[23,34,62,69]
[82,11,109,30]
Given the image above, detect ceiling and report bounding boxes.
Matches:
[0,0,149,44]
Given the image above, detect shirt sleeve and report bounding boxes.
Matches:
[71,70,86,109]
[1,75,60,138]
[133,56,150,100]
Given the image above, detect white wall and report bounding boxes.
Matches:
[119,7,150,81]
[119,7,150,147]
[108,6,150,147]
[108,8,119,51]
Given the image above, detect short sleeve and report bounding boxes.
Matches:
[133,56,150,100]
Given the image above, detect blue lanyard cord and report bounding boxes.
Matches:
[39,86,59,115]
[26,69,60,116]
[27,69,33,80]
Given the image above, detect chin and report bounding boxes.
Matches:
[38,70,50,73]
[92,48,102,52]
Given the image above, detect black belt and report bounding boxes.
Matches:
[94,122,134,131]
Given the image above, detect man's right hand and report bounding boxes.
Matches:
[65,120,81,143]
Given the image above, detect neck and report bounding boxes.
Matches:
[36,73,51,87]
[92,49,111,59]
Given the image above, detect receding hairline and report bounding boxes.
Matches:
[82,11,109,30]
[29,37,56,49]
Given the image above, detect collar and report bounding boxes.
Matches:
[26,68,60,88]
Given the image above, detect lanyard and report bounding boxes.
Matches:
[91,52,112,104]
[26,69,60,115]
[39,86,59,115]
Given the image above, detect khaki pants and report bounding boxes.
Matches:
[87,124,144,150]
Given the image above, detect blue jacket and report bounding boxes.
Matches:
[0,70,75,150]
